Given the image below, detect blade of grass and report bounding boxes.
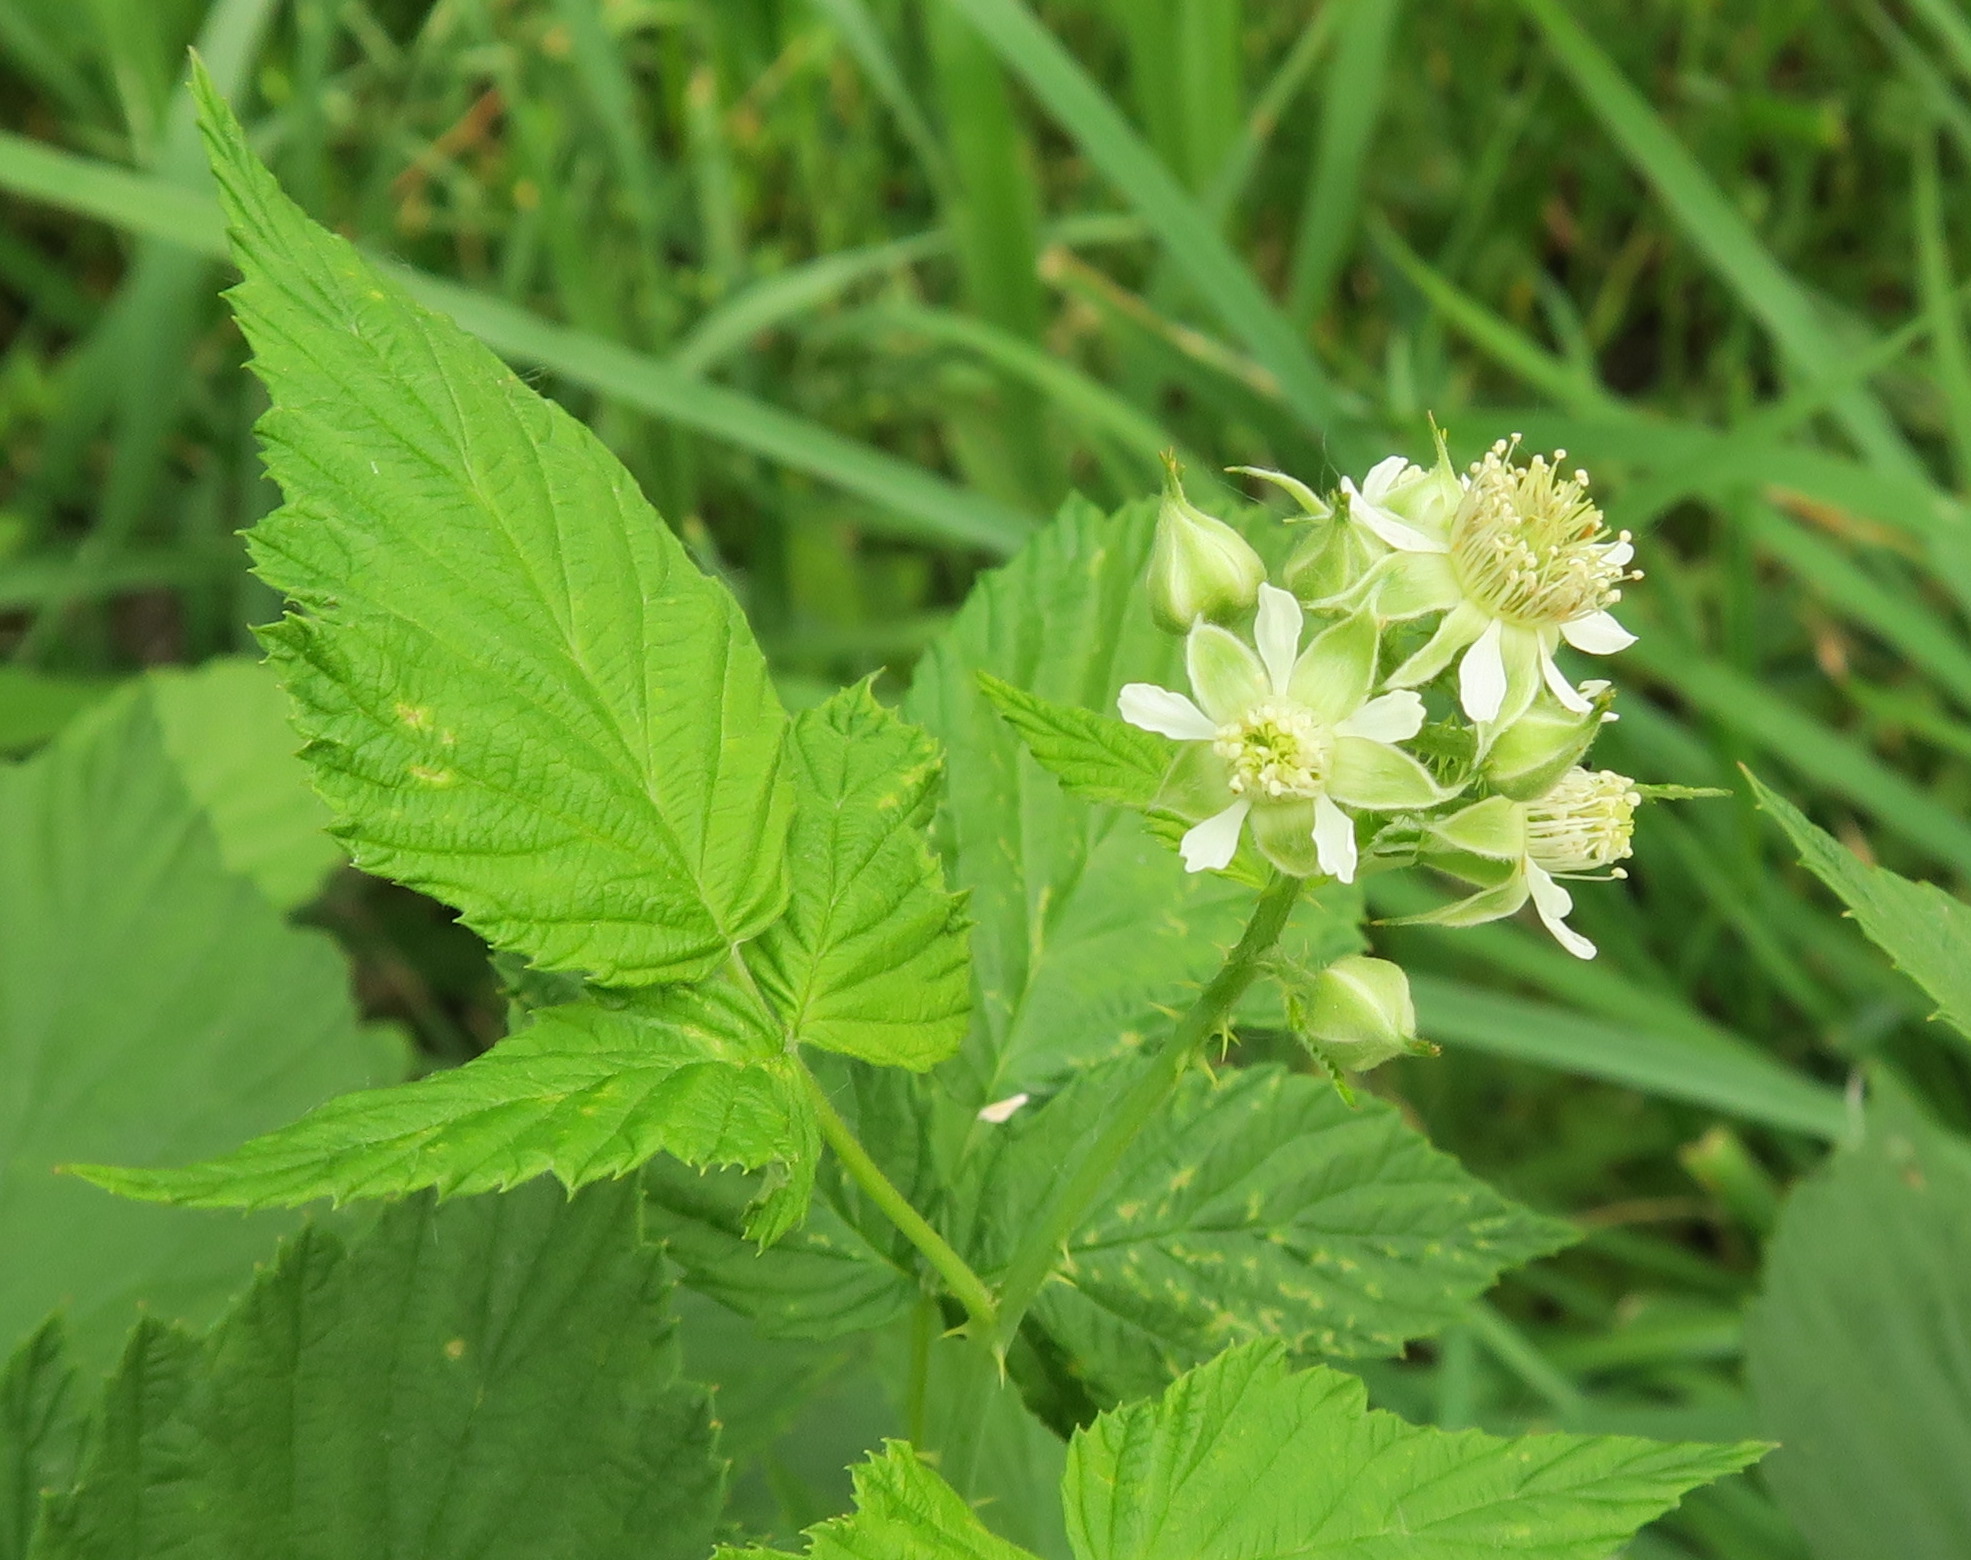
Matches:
[1287,0,1402,326]
[0,133,1036,554]
[1201,4,1338,225]
[808,0,954,195]
[1517,0,1924,484]
[1409,976,1847,1140]
[1913,129,1971,490]
[937,0,1359,435]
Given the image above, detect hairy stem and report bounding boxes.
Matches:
[987,871,1304,1354]
[794,1058,1001,1338]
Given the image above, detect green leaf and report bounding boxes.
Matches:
[749,684,970,1070]
[0,681,389,1366]
[1746,1077,1971,1560]
[1064,1342,1765,1560]
[1749,772,1971,1046]
[150,657,340,910]
[904,497,1258,1109]
[0,1322,85,1560]
[35,1181,725,1560]
[193,68,794,985]
[977,1062,1573,1402]
[976,672,1172,809]
[0,667,113,754]
[644,1159,915,1339]
[77,985,817,1241]
[717,1441,1039,1560]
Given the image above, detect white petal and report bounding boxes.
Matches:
[1526,862,1597,959]
[1312,794,1358,883]
[1604,539,1635,568]
[1457,620,1508,722]
[1180,799,1251,873]
[1335,689,1426,743]
[976,1092,1031,1124]
[1361,455,1413,502]
[1340,477,1441,553]
[1559,610,1637,655]
[1541,650,1594,713]
[1118,683,1218,741]
[1255,583,1303,696]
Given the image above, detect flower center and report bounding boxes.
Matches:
[1526,768,1639,875]
[1448,440,1637,626]
[1214,701,1330,800]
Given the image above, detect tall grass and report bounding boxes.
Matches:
[4,3,1968,1552]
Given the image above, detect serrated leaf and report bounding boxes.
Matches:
[1065,1341,1765,1560]
[975,673,1172,810]
[1746,1076,1971,1560]
[34,1181,724,1560]
[977,1061,1572,1402]
[749,683,970,1070]
[904,497,1260,1108]
[717,1442,1040,1560]
[150,657,341,910]
[0,1321,85,1560]
[0,679,388,1366]
[77,985,817,1240]
[193,70,792,985]
[644,1158,916,1339]
[1750,772,1971,1045]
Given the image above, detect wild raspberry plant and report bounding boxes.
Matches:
[61,68,1763,1559]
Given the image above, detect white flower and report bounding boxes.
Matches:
[1330,438,1639,728]
[1118,584,1447,881]
[1397,767,1641,959]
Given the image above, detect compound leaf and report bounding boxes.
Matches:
[77,986,817,1241]
[905,497,1257,1109]
[0,680,387,1366]
[0,1321,86,1560]
[978,1061,1572,1402]
[1751,772,1971,1046]
[195,69,792,985]
[975,673,1171,810]
[150,657,340,910]
[35,1181,724,1560]
[750,684,969,1070]
[1065,1342,1764,1560]
[1746,1076,1971,1560]
[717,1441,1039,1560]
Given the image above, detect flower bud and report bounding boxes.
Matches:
[1482,684,1613,800]
[1280,519,1368,603]
[1146,456,1265,633]
[1296,954,1423,1074]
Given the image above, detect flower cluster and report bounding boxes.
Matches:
[1122,436,1663,963]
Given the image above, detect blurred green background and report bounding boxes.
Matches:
[5,2,1971,1555]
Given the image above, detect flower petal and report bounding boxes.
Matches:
[1179,798,1251,873]
[1287,611,1378,725]
[1336,689,1426,743]
[1118,683,1217,741]
[1540,650,1594,714]
[1458,619,1509,722]
[1526,861,1597,959]
[1187,623,1269,723]
[1559,610,1637,655]
[1329,737,1446,809]
[1312,793,1359,883]
[1387,600,1487,687]
[1360,455,1413,502]
[976,1092,1030,1124]
[1341,477,1442,553]
[1255,583,1303,695]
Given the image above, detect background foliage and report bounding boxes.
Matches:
[5,1,1971,1556]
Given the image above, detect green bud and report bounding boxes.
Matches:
[1280,518,1370,603]
[1147,456,1265,633]
[1296,954,1425,1074]
[1482,684,1614,800]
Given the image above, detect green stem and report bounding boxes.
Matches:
[794,1058,1001,1338]
[988,872,1304,1354]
